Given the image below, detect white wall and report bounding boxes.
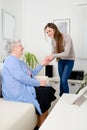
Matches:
[0,0,23,62]
[0,0,87,75]
[0,0,1,52]
[22,0,87,75]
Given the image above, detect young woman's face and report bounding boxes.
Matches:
[45,27,55,39]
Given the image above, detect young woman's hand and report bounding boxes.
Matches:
[47,55,54,61]
[41,56,52,66]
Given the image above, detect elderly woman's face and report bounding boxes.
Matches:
[13,41,24,57]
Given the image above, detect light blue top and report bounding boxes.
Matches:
[1,55,44,114]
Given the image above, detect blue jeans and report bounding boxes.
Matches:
[58,59,74,97]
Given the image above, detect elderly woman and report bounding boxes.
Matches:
[1,40,56,130]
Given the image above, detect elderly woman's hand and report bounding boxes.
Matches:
[47,55,54,61]
[41,55,54,66]
[40,80,47,87]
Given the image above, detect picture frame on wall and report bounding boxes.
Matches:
[2,9,15,40]
[53,19,70,34]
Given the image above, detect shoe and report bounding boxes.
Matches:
[33,125,39,130]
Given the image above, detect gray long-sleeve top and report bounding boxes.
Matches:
[51,33,75,60]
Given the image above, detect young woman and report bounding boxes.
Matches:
[44,23,75,97]
[1,40,56,130]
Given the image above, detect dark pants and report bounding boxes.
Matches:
[58,59,74,96]
[35,86,56,114]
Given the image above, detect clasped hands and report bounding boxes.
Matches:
[41,55,54,66]
[40,55,54,87]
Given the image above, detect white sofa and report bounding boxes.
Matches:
[0,73,37,130]
[0,99,37,130]
[0,71,55,130]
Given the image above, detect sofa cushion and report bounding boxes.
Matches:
[0,72,2,97]
[0,98,37,130]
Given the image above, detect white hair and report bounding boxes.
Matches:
[5,39,21,55]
